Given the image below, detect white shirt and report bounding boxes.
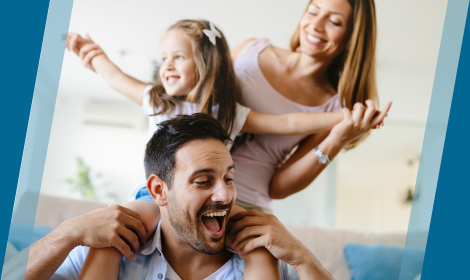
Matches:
[52,221,248,280]
[165,259,232,280]
[142,85,251,150]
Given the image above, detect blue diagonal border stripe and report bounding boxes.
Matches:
[0,0,74,277]
[400,0,469,279]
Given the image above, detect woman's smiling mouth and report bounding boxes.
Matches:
[306,33,327,45]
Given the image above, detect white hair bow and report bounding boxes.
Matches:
[202,22,222,45]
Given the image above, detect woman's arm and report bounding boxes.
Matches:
[242,110,343,135]
[269,131,338,199]
[67,33,148,105]
[270,101,392,199]
[79,200,160,280]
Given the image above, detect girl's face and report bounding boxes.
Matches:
[160,29,198,97]
[298,0,353,61]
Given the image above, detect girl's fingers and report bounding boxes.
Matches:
[79,44,100,60]
[371,102,392,127]
[69,34,80,55]
[342,107,352,121]
[362,100,377,128]
[83,49,102,69]
[351,102,365,125]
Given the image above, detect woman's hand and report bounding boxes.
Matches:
[66,33,104,72]
[329,100,392,146]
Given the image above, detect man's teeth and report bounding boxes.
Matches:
[203,211,227,217]
[307,34,322,43]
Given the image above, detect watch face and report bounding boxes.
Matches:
[315,147,329,164]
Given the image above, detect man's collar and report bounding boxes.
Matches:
[140,220,163,256]
[139,220,237,257]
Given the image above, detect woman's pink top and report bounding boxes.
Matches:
[232,38,342,209]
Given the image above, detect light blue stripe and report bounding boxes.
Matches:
[399,0,469,278]
[2,0,74,277]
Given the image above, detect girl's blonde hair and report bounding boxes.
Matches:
[148,20,241,135]
[290,0,378,149]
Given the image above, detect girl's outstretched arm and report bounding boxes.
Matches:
[242,110,344,135]
[79,200,160,280]
[66,33,148,105]
[227,205,281,280]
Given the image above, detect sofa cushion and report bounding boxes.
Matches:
[8,221,53,251]
[343,243,424,280]
[284,224,407,280]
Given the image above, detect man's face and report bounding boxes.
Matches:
[167,138,236,255]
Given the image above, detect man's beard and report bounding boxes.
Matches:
[167,191,228,255]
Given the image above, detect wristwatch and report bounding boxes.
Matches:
[314,146,331,165]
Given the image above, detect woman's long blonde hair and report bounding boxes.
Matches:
[148,20,241,135]
[290,0,378,149]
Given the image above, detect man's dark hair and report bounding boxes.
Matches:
[144,113,232,188]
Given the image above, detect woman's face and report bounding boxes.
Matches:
[298,0,353,60]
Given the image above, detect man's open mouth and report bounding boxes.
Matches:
[201,210,227,236]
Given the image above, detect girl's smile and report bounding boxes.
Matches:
[160,29,197,97]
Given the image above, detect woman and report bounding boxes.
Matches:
[230,0,388,212]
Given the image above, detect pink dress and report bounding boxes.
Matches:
[231,38,342,209]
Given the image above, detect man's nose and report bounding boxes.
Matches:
[211,180,232,204]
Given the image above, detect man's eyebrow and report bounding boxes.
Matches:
[192,168,215,176]
[312,3,344,16]
[191,164,235,176]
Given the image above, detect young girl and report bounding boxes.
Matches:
[67,20,380,280]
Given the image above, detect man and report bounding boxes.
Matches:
[11,114,331,280]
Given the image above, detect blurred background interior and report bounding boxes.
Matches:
[40,0,447,232]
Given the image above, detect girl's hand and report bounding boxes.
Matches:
[330,100,392,145]
[66,33,104,72]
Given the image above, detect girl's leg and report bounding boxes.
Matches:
[228,205,281,280]
[79,200,160,280]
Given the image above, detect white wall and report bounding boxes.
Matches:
[41,94,148,203]
[40,0,448,231]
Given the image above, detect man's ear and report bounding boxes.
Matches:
[147,174,168,206]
